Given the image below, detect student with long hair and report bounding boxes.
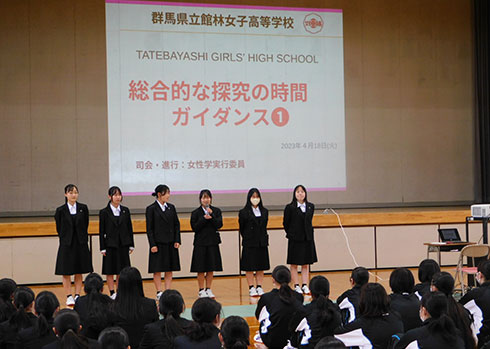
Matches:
[99,186,135,298]
[413,259,440,300]
[238,188,270,297]
[289,276,341,348]
[431,271,476,349]
[146,185,181,298]
[219,316,250,349]
[0,278,16,323]
[389,267,422,331]
[54,184,93,306]
[255,265,304,349]
[140,289,191,348]
[174,297,222,349]
[18,291,59,349]
[98,327,130,349]
[111,267,159,349]
[283,185,317,294]
[336,266,369,324]
[190,189,223,298]
[334,283,404,348]
[0,287,36,348]
[74,273,113,340]
[395,291,465,349]
[44,308,99,348]
[460,259,490,347]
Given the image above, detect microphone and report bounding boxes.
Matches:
[205,205,210,215]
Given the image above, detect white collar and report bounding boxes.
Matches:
[157,200,168,211]
[110,203,121,216]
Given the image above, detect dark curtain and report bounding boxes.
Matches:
[475,0,490,202]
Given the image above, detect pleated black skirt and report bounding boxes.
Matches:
[102,247,131,275]
[240,246,270,271]
[148,243,181,273]
[190,245,223,273]
[286,239,318,265]
[55,238,93,275]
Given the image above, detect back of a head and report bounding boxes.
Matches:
[54,309,88,348]
[0,278,17,301]
[389,267,415,294]
[272,265,295,304]
[220,316,250,349]
[10,287,35,330]
[314,336,347,348]
[188,298,222,342]
[35,291,60,335]
[421,292,458,340]
[478,259,490,281]
[98,326,130,349]
[359,283,390,318]
[84,273,104,294]
[418,259,440,283]
[159,289,186,341]
[431,272,454,296]
[351,267,369,287]
[114,267,144,320]
[310,275,330,299]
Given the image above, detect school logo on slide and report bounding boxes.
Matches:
[304,13,324,34]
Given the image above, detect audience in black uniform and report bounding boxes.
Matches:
[389,267,422,331]
[0,278,17,323]
[44,308,99,348]
[98,326,130,349]
[219,316,250,349]
[336,266,369,324]
[413,259,440,300]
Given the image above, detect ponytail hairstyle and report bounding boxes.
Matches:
[0,278,17,322]
[158,289,186,343]
[98,326,130,349]
[272,265,296,304]
[34,291,59,336]
[53,308,89,348]
[431,272,476,349]
[290,185,307,204]
[359,283,390,318]
[152,184,169,198]
[83,273,112,331]
[220,316,250,349]
[309,275,336,326]
[187,297,222,342]
[113,267,145,321]
[421,292,458,343]
[9,286,35,331]
[64,184,79,203]
[108,186,123,204]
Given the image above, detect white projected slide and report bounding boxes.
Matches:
[106,0,345,195]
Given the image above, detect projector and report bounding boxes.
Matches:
[471,204,490,218]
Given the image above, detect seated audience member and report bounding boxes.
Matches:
[336,266,369,324]
[413,259,440,300]
[139,289,191,348]
[98,327,130,349]
[111,267,159,349]
[389,267,422,331]
[255,265,303,349]
[314,337,346,349]
[0,279,17,323]
[44,308,99,348]
[334,283,404,348]
[460,259,490,347]
[18,291,59,349]
[174,297,222,349]
[219,316,249,349]
[0,287,36,348]
[289,276,341,348]
[75,273,113,340]
[431,271,476,349]
[395,291,465,349]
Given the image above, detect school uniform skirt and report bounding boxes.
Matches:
[148,243,180,273]
[102,247,131,275]
[240,246,270,271]
[55,238,93,275]
[286,239,318,265]
[190,245,223,273]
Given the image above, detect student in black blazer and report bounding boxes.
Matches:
[190,189,223,299]
[282,184,317,295]
[145,185,181,297]
[54,184,93,306]
[238,188,270,297]
[99,186,135,297]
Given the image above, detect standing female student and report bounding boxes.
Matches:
[54,184,93,306]
[99,186,135,297]
[283,185,317,294]
[145,185,181,298]
[238,188,270,297]
[190,189,223,299]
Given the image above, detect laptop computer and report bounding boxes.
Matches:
[437,228,462,243]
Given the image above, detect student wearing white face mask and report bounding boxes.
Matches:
[238,188,270,297]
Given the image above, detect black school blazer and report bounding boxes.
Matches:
[145,201,181,247]
[282,202,315,241]
[54,202,89,246]
[238,206,269,247]
[99,203,135,250]
[190,205,223,246]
